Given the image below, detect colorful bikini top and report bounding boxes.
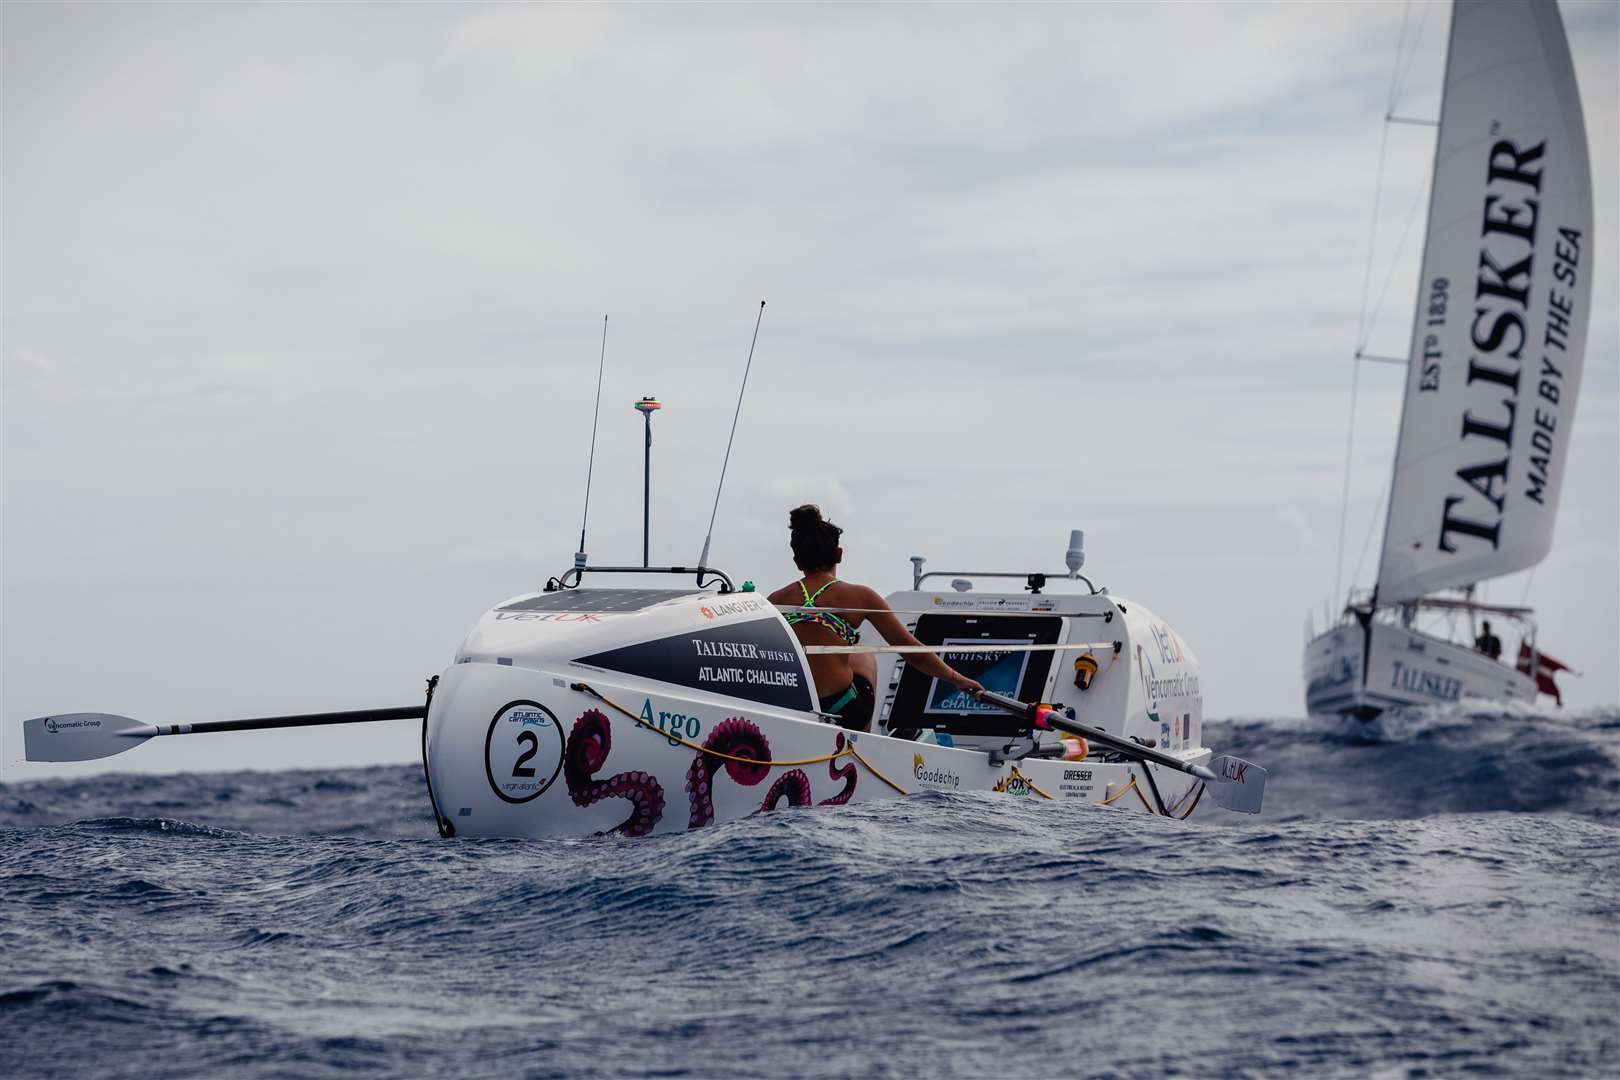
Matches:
[783,578,861,646]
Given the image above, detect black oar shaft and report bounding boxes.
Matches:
[149,706,426,738]
[976,690,1213,780]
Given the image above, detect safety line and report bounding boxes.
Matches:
[841,741,910,796]
[1101,773,1157,815]
[1166,780,1206,820]
[571,682,909,794]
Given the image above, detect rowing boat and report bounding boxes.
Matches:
[426,563,1261,837]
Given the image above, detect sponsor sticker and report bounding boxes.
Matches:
[638,698,703,746]
[932,596,1034,611]
[699,598,766,620]
[492,612,610,623]
[43,716,101,734]
[484,700,565,804]
[912,754,962,789]
[576,618,814,711]
[993,773,1032,797]
[1389,660,1463,702]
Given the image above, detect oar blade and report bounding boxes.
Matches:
[1206,755,1266,814]
[22,713,152,762]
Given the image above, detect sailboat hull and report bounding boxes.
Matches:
[1304,621,1535,720]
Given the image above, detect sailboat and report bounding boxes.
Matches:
[1305,0,1592,720]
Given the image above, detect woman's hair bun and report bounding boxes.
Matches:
[788,503,842,571]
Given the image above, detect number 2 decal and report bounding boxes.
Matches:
[512,730,539,777]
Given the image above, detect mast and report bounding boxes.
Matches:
[1370,4,1458,611]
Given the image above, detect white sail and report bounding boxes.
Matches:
[1375,0,1593,605]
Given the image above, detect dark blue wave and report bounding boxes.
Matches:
[2,705,1616,1078]
[1202,704,1620,823]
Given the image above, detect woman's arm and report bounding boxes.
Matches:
[852,586,984,695]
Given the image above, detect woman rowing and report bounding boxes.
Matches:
[769,504,983,732]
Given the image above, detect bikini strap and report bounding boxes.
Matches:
[804,579,837,607]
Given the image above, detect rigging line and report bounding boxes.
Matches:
[1337,3,1410,602]
[698,302,767,569]
[1336,0,1425,603]
[1519,569,1536,605]
[1354,0,1411,354]
[1389,0,1435,114]
[1351,469,1392,590]
[1354,123,1395,352]
[1332,355,1363,606]
[1358,173,1434,357]
[1387,2,1414,112]
[578,315,609,556]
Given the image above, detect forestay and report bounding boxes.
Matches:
[1375,0,1592,605]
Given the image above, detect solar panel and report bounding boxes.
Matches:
[496,589,700,614]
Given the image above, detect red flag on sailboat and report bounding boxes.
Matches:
[1517,642,1575,706]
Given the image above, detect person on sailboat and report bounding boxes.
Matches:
[770,504,984,732]
[1474,621,1503,661]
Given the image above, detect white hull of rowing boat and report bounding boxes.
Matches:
[425,589,1213,838]
[425,662,1207,839]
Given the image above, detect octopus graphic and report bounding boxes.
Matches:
[564,709,665,837]
[687,721,859,827]
[820,732,858,806]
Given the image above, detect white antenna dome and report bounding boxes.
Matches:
[1065,530,1085,576]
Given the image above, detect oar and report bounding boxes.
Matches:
[975,690,1266,814]
[19,706,426,763]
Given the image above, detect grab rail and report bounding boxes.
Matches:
[912,569,1098,595]
[545,563,735,594]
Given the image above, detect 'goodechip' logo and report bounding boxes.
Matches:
[912,754,961,789]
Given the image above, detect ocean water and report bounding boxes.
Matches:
[2,705,1616,1079]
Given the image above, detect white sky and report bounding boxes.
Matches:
[4,1,1617,781]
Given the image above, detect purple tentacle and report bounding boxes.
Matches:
[760,769,813,812]
[564,708,665,837]
[687,717,772,829]
[819,733,858,806]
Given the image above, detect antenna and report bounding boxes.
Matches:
[698,301,766,569]
[1065,530,1085,577]
[635,396,662,566]
[576,315,608,568]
